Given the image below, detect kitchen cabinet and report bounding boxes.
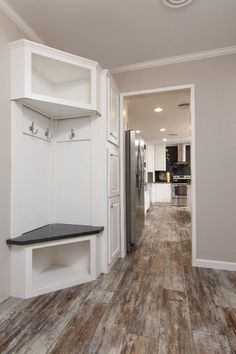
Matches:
[146,144,155,181]
[105,71,120,266]
[166,145,178,171]
[107,75,119,146]
[108,197,120,264]
[152,183,171,203]
[166,145,191,170]
[10,39,102,119]
[186,145,191,163]
[155,145,166,171]
[108,145,119,197]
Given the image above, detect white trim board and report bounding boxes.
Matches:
[0,0,44,44]
[112,46,236,73]
[194,259,236,272]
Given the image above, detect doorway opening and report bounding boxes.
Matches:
[120,85,196,266]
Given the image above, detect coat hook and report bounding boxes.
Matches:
[45,128,53,140]
[29,122,38,135]
[69,128,75,139]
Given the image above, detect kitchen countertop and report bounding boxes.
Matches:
[147,182,171,184]
[147,182,191,185]
[6,224,104,245]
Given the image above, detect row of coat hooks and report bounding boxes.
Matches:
[29,122,76,140]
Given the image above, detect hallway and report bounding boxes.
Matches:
[0,206,236,353]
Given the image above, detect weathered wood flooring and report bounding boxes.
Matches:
[1,205,236,353]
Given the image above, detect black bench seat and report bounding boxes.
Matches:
[7,223,104,246]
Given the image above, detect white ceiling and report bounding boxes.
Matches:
[126,89,191,144]
[6,0,236,69]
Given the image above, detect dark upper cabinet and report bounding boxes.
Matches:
[166,144,191,172]
[186,145,191,163]
[166,146,178,171]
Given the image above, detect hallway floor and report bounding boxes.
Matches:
[1,206,236,353]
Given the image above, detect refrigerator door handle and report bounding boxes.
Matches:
[137,145,142,194]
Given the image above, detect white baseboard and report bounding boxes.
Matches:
[193,258,236,271]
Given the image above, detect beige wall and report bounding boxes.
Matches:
[0,9,29,302]
[114,55,236,263]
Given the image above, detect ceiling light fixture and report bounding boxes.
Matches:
[160,128,166,132]
[136,130,141,133]
[154,107,163,113]
[162,0,194,8]
[163,138,167,142]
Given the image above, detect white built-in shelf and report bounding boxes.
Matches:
[9,40,102,119]
[32,240,91,296]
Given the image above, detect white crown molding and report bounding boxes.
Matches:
[0,0,45,44]
[111,46,236,74]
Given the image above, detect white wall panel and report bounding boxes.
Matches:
[55,140,91,225]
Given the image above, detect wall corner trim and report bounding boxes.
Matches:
[111,46,236,74]
[194,258,236,272]
[0,0,45,44]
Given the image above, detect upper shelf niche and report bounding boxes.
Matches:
[9,40,102,119]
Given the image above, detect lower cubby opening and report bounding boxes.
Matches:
[32,240,90,292]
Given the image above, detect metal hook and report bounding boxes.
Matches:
[45,128,53,140]
[69,128,75,140]
[29,122,38,135]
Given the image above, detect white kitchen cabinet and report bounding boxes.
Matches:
[108,197,120,264]
[10,39,102,119]
[154,145,166,171]
[147,144,155,174]
[108,145,119,197]
[107,75,119,146]
[152,183,171,203]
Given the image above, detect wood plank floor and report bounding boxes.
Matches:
[1,205,236,353]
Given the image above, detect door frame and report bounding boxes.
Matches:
[119,84,196,266]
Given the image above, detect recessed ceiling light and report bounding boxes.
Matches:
[162,0,194,8]
[160,128,166,132]
[154,107,163,113]
[163,138,167,142]
[136,130,141,134]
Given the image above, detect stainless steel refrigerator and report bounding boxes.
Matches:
[125,130,145,252]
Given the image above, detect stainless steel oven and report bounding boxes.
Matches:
[171,183,187,207]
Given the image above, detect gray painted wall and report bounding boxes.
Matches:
[0,9,29,302]
[114,54,236,263]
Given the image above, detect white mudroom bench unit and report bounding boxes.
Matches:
[7,224,103,298]
[7,39,121,299]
